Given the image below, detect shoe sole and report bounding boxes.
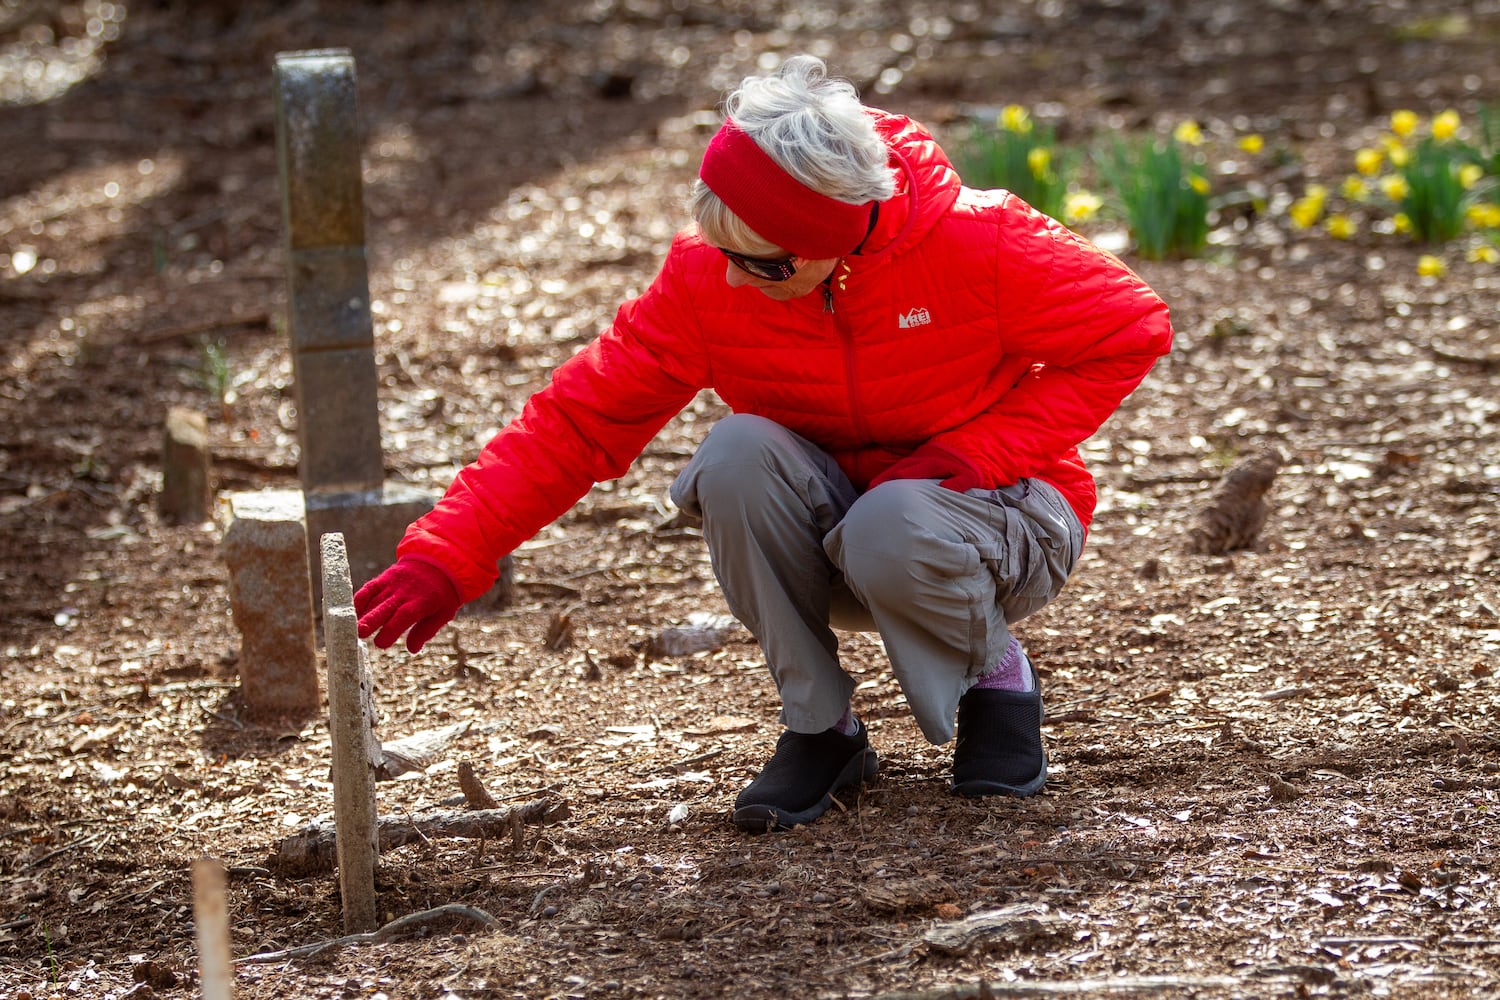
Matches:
[951,749,1047,799]
[732,747,879,833]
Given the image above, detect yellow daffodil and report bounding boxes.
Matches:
[1468,244,1500,264]
[1289,202,1320,229]
[1027,147,1052,180]
[1063,190,1103,224]
[1173,120,1205,146]
[1187,173,1211,196]
[1416,254,1446,277]
[1466,203,1500,228]
[999,104,1033,135]
[1381,175,1411,201]
[1342,176,1371,201]
[1289,192,1325,229]
[1325,214,1357,239]
[1459,163,1484,189]
[1354,148,1383,176]
[1237,134,1265,154]
[1390,110,1420,137]
[1432,109,1461,141]
[1393,212,1413,234]
[1381,135,1410,167]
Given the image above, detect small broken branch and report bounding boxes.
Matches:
[238,903,500,965]
[922,905,1064,955]
[1429,339,1500,369]
[645,612,744,658]
[869,974,1263,998]
[458,761,501,809]
[271,798,570,873]
[22,831,107,871]
[134,312,270,346]
[375,721,472,780]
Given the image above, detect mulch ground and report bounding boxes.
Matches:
[2,2,1498,998]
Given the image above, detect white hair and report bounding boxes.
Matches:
[691,55,896,254]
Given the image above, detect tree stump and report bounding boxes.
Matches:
[1188,448,1285,555]
[160,406,212,525]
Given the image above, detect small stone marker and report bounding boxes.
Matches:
[221,490,319,715]
[321,531,380,933]
[160,406,212,525]
[192,857,234,1000]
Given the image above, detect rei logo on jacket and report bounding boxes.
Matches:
[898,306,933,329]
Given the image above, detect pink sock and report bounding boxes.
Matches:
[831,706,860,736]
[974,638,1034,692]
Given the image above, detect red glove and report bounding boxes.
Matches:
[354,557,462,653]
[869,442,984,493]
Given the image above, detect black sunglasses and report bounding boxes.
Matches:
[718,247,799,282]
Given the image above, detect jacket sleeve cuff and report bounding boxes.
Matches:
[396,537,499,604]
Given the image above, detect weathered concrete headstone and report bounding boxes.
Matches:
[224,51,514,703]
[273,48,436,599]
[321,531,380,934]
[160,406,212,525]
[304,483,438,598]
[221,490,319,715]
[274,48,382,494]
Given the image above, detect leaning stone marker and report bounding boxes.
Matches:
[221,490,319,715]
[274,48,382,494]
[321,531,380,934]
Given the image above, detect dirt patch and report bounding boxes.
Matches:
[2,2,1499,998]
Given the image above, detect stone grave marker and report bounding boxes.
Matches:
[224,51,512,705]
[160,406,212,525]
[273,48,436,597]
[221,490,319,715]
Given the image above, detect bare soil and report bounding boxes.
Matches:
[2,2,1499,998]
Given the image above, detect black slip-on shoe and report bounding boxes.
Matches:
[733,721,878,833]
[951,681,1047,798]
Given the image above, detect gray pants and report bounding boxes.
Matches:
[670,414,1085,744]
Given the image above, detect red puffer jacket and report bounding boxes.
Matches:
[400,112,1174,602]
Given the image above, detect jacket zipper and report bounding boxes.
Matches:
[828,260,872,444]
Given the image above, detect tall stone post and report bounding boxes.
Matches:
[274,49,383,495]
[273,49,436,599]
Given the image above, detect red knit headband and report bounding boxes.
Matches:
[699,120,873,259]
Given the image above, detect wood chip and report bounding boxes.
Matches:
[645,613,744,657]
[922,904,1063,954]
[376,721,473,781]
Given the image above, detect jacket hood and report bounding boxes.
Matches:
[858,111,964,265]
